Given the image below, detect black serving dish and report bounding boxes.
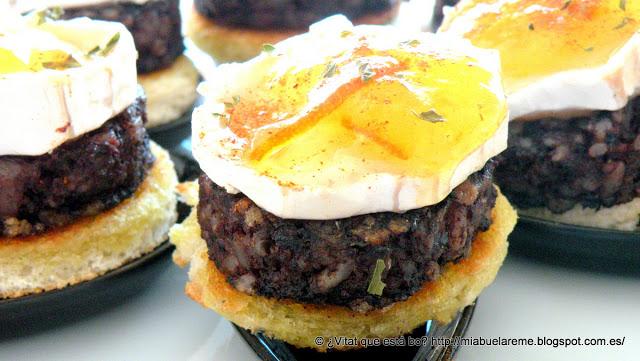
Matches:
[235,302,476,361]
[147,108,192,136]
[147,103,198,151]
[509,214,640,274]
[0,242,172,337]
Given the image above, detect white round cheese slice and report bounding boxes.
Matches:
[507,34,640,120]
[0,16,138,156]
[192,16,508,220]
[440,0,640,120]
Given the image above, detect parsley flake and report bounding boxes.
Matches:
[86,46,100,56]
[400,39,420,47]
[614,17,630,29]
[367,259,387,296]
[100,32,120,56]
[224,95,241,109]
[358,62,375,82]
[262,43,276,53]
[41,55,80,70]
[412,110,445,123]
[35,7,64,25]
[322,62,338,78]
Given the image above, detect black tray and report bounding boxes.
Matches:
[147,109,191,135]
[0,242,172,338]
[147,96,201,134]
[235,302,476,361]
[148,111,193,151]
[509,214,640,274]
[147,96,204,150]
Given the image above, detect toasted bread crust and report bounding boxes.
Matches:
[170,184,516,350]
[520,197,640,231]
[0,143,178,299]
[185,3,401,63]
[138,56,200,128]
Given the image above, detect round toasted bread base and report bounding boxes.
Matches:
[520,197,640,232]
[139,55,200,128]
[0,143,178,299]
[170,184,516,351]
[185,3,401,64]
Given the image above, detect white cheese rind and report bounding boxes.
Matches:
[507,33,640,119]
[0,18,138,156]
[439,1,640,119]
[192,16,508,220]
[193,106,507,220]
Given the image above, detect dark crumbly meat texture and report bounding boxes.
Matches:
[194,0,399,30]
[62,0,183,74]
[0,96,154,238]
[432,0,459,29]
[197,163,497,311]
[495,97,640,213]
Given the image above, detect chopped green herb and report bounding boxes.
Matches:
[400,39,420,47]
[100,32,120,56]
[48,7,64,19]
[340,30,352,38]
[34,7,65,25]
[614,17,630,29]
[367,259,387,296]
[528,23,535,31]
[262,43,276,52]
[561,0,571,10]
[412,110,445,123]
[224,96,241,109]
[212,112,231,126]
[86,46,100,56]
[620,0,626,11]
[584,46,594,52]
[358,62,375,82]
[41,55,80,70]
[322,62,337,78]
[212,112,230,119]
[87,32,120,57]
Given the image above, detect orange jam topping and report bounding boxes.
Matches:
[215,35,507,188]
[441,0,640,93]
